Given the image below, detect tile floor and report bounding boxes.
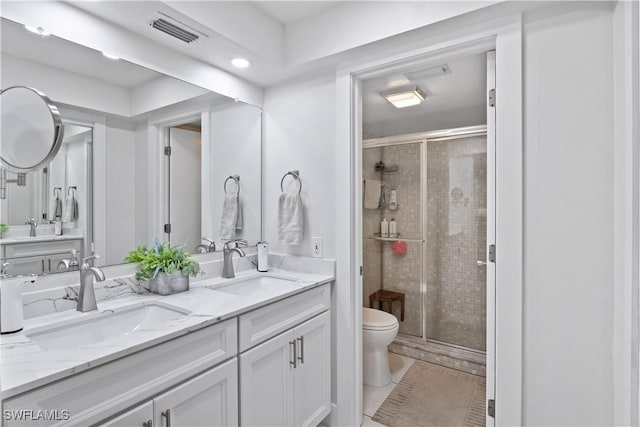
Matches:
[362,353,415,426]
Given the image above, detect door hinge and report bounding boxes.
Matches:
[488,244,496,263]
[164,223,172,234]
[360,266,363,276]
[164,146,172,156]
[488,399,495,417]
[488,88,496,107]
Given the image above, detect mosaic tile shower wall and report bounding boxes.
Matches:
[363,135,487,351]
[363,142,423,337]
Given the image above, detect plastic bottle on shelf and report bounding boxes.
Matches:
[381,218,389,238]
[389,218,397,238]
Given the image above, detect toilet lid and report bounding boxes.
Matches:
[363,307,399,330]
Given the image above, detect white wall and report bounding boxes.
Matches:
[209,103,263,246]
[261,2,621,426]
[105,124,136,265]
[522,5,614,425]
[263,74,337,258]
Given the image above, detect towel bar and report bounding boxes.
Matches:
[280,170,302,194]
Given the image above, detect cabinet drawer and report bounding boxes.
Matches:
[239,283,330,352]
[4,239,82,259]
[3,318,237,426]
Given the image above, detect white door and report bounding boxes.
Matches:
[167,128,201,251]
[293,312,331,427]
[240,330,295,426]
[153,359,238,427]
[99,401,153,427]
[485,50,497,427]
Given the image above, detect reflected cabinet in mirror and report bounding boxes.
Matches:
[0,17,262,276]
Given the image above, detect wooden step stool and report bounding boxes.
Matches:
[369,289,405,321]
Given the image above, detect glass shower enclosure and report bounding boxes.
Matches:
[363,126,488,354]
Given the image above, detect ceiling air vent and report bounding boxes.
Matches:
[148,12,203,44]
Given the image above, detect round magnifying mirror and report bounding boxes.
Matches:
[0,86,64,172]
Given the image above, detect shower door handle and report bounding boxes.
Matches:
[476,260,487,266]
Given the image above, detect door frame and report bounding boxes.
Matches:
[334,16,523,427]
[147,106,210,245]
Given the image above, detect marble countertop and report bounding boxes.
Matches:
[0,268,333,399]
[0,234,83,245]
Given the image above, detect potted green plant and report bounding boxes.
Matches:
[124,242,201,295]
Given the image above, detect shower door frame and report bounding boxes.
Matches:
[364,125,489,352]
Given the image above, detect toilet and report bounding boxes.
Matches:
[363,307,399,387]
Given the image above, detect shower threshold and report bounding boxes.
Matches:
[389,333,486,376]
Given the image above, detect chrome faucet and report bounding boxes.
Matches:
[24,218,37,237]
[77,255,105,312]
[57,249,80,272]
[222,240,247,279]
[195,237,216,253]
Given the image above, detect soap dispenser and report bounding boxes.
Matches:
[257,241,269,272]
[1,275,36,334]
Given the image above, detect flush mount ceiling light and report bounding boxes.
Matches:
[101,52,120,60]
[24,25,49,36]
[383,85,425,108]
[231,58,250,68]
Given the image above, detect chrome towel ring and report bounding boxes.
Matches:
[224,175,240,195]
[280,170,302,194]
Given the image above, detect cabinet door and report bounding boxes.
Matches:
[98,401,153,427]
[154,359,238,427]
[293,311,331,427]
[240,329,295,426]
[5,255,45,276]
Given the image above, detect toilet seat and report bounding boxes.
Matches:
[363,307,399,331]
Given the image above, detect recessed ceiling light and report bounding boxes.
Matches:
[231,58,250,68]
[383,85,426,109]
[102,52,120,60]
[25,25,49,36]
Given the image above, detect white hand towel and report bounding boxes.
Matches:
[364,179,382,209]
[63,195,78,222]
[278,193,304,245]
[220,194,240,240]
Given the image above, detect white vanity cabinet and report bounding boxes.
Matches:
[239,284,331,427]
[3,319,237,427]
[100,359,238,427]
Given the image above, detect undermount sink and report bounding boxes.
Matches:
[210,275,301,299]
[25,303,191,351]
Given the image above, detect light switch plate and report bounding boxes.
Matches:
[311,236,323,258]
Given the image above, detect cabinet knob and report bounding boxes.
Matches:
[162,409,171,427]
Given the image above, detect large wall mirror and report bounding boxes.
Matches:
[0,17,262,275]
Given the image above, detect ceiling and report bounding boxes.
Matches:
[251,2,340,24]
[363,52,487,134]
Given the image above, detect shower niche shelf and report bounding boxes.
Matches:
[371,234,424,243]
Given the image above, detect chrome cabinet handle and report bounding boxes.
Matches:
[289,340,297,368]
[143,420,153,427]
[162,409,171,427]
[297,336,304,364]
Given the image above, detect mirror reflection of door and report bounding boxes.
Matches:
[166,124,201,252]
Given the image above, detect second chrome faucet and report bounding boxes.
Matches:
[222,240,247,279]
